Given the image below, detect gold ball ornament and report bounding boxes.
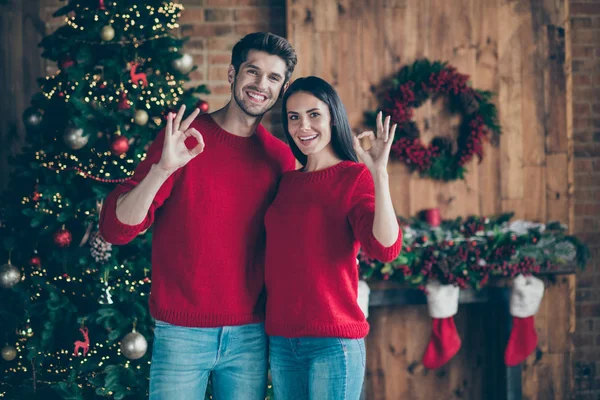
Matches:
[134,109,149,126]
[0,262,21,289]
[172,53,194,74]
[120,329,148,360]
[1,345,17,361]
[101,25,115,41]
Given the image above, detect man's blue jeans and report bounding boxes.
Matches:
[149,321,268,400]
[269,336,366,400]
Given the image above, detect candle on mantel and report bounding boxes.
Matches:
[423,208,441,227]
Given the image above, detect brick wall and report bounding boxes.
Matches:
[179,0,287,136]
[571,1,600,399]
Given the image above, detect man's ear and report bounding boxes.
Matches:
[227,65,236,85]
[278,81,291,100]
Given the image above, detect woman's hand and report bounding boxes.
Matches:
[353,111,397,176]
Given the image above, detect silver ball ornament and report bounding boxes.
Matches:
[134,109,149,126]
[23,108,43,130]
[0,263,21,289]
[120,330,147,360]
[172,53,194,74]
[101,25,115,41]
[63,126,89,150]
[1,345,17,361]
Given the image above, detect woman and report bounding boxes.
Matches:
[264,76,402,399]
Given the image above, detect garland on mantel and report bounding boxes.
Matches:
[358,213,589,290]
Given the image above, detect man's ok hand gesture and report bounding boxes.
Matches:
[157,105,205,172]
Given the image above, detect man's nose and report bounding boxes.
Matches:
[256,74,269,91]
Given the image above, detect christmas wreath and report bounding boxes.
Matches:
[367,59,501,181]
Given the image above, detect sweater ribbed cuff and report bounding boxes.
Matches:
[363,229,403,262]
[99,189,148,243]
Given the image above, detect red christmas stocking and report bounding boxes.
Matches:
[422,281,461,369]
[504,274,544,366]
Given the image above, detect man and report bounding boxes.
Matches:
[99,32,297,400]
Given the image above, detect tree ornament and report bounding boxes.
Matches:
[98,0,106,10]
[100,25,115,41]
[53,226,72,248]
[73,326,90,357]
[90,231,112,263]
[196,99,209,113]
[98,281,113,305]
[29,250,41,268]
[129,62,148,87]
[117,92,130,110]
[172,53,193,74]
[22,107,43,130]
[1,345,17,361]
[111,135,130,156]
[63,125,89,150]
[32,189,42,202]
[134,109,149,126]
[120,321,147,360]
[59,56,75,70]
[0,261,21,289]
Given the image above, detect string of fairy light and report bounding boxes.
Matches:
[21,186,99,219]
[2,263,152,392]
[1,3,189,397]
[36,2,190,182]
[35,149,143,183]
[42,70,186,109]
[65,3,183,33]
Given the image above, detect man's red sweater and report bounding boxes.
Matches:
[99,114,295,327]
[264,161,402,339]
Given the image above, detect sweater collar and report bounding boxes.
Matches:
[198,114,266,148]
[286,160,356,182]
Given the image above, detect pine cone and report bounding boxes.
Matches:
[459,92,479,114]
[90,231,112,263]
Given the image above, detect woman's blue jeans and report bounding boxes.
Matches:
[269,336,366,400]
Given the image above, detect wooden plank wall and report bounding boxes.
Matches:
[286,0,571,224]
[0,0,45,190]
[287,0,575,399]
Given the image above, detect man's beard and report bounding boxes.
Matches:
[232,82,278,117]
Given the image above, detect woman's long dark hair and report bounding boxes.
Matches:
[281,76,358,166]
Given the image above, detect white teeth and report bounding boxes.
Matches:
[248,92,266,101]
[299,135,318,141]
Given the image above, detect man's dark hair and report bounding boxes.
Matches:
[231,32,298,82]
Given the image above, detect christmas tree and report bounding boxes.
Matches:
[0,1,209,398]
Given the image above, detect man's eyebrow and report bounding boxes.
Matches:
[245,64,284,79]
